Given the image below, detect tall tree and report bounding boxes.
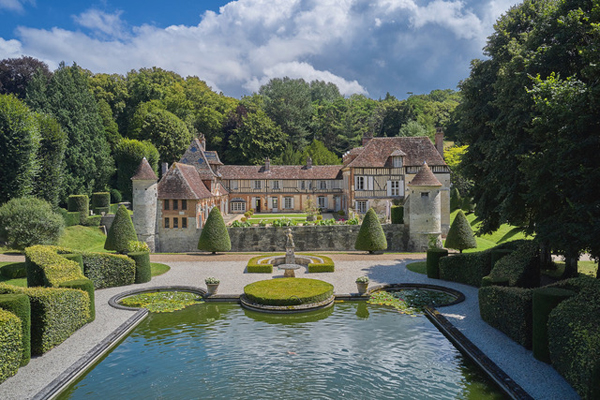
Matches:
[113,139,160,201]
[0,56,52,99]
[26,63,114,202]
[300,139,341,165]
[34,113,66,207]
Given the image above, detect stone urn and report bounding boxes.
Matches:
[356,277,369,294]
[205,277,220,296]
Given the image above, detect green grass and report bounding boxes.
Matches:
[58,225,108,252]
[0,262,27,287]
[545,261,598,279]
[406,261,427,275]
[249,213,308,218]
[151,263,170,277]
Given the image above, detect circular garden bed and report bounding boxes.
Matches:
[241,278,334,313]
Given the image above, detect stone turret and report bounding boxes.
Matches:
[131,157,158,252]
[407,162,442,251]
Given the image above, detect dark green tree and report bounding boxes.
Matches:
[444,211,477,253]
[300,139,341,165]
[96,99,121,150]
[0,94,40,203]
[272,143,303,165]
[34,113,66,207]
[355,208,388,253]
[113,139,160,201]
[104,205,138,253]
[26,63,114,202]
[0,56,52,99]
[198,207,231,254]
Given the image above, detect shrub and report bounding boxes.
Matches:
[59,279,95,322]
[24,245,86,287]
[307,261,335,273]
[240,216,247,222]
[247,256,273,273]
[81,252,136,289]
[128,251,151,284]
[104,205,138,253]
[391,205,404,224]
[91,192,110,209]
[126,240,150,253]
[0,283,89,355]
[198,208,231,254]
[0,294,30,366]
[532,287,575,363]
[354,208,387,253]
[0,308,22,383]
[548,283,600,400]
[0,262,27,279]
[61,253,84,272]
[444,210,476,253]
[450,187,462,211]
[63,211,81,227]
[426,248,448,279]
[439,251,492,287]
[110,188,122,203]
[81,215,102,227]
[0,197,64,250]
[244,211,251,218]
[67,195,89,224]
[244,278,333,306]
[93,207,110,216]
[479,286,533,348]
[486,241,540,288]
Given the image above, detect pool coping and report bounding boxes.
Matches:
[41,284,529,400]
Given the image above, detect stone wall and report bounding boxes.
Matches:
[155,223,410,253]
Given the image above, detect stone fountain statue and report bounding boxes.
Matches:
[285,228,295,265]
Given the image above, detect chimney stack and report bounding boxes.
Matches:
[265,157,270,171]
[435,127,444,158]
[306,157,312,169]
[161,162,169,176]
[199,134,206,151]
[362,131,373,146]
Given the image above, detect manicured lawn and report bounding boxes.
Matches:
[545,261,598,278]
[0,261,27,287]
[58,225,108,253]
[151,263,170,277]
[406,261,427,275]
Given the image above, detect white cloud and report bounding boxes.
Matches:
[0,0,33,13]
[2,0,513,98]
[0,37,22,57]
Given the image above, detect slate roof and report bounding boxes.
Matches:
[218,164,343,180]
[131,157,158,181]
[157,163,213,199]
[344,137,446,168]
[178,138,218,179]
[408,162,442,187]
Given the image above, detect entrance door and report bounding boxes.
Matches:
[256,199,261,212]
[334,196,341,211]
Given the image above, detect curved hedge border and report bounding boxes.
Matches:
[246,254,335,274]
[244,278,333,306]
[0,308,21,384]
[0,294,30,366]
[25,245,86,287]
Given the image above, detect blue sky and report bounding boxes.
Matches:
[0,0,519,99]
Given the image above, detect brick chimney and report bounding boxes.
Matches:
[362,131,373,146]
[435,127,444,157]
[306,157,312,169]
[264,157,270,171]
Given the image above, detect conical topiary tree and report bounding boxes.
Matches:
[354,208,388,254]
[444,210,477,253]
[104,205,138,253]
[198,207,231,254]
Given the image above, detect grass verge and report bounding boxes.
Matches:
[406,261,427,275]
[151,263,170,277]
[58,225,108,253]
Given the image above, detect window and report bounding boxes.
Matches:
[173,200,178,210]
[164,218,169,228]
[421,192,429,198]
[182,217,187,229]
[272,180,280,190]
[164,199,169,210]
[319,180,327,190]
[390,181,400,196]
[393,156,403,168]
[182,200,187,210]
[356,176,364,190]
[356,201,367,214]
[231,202,246,212]
[272,197,278,209]
[318,196,327,209]
[253,180,262,190]
[300,180,306,190]
[284,197,294,209]
[173,217,179,228]
[230,180,239,190]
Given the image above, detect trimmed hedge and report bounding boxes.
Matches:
[128,251,151,284]
[308,260,335,273]
[104,205,138,253]
[355,208,387,253]
[247,256,273,273]
[0,294,30,366]
[62,253,84,272]
[0,262,27,279]
[82,215,102,227]
[426,248,448,279]
[0,283,89,355]
[198,207,231,253]
[81,252,136,289]
[532,287,575,363]
[91,192,110,209]
[391,205,404,224]
[64,211,81,227]
[439,251,492,287]
[479,286,533,348]
[486,241,540,288]
[244,278,333,306]
[25,245,86,287]
[67,195,89,224]
[0,308,21,384]
[444,210,476,253]
[93,207,110,216]
[59,279,95,322]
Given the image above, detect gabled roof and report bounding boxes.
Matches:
[344,137,446,168]
[131,157,158,181]
[178,138,218,179]
[218,164,343,180]
[408,162,442,187]
[157,163,213,199]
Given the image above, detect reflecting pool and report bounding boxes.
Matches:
[58,302,506,399]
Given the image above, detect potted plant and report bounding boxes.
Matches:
[355,276,369,294]
[205,277,220,295]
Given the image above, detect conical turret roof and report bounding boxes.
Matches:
[131,157,158,181]
[408,162,442,187]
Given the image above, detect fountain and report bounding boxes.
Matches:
[277,228,302,277]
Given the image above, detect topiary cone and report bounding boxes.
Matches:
[104,205,138,253]
[444,210,477,253]
[354,208,387,254]
[198,207,231,254]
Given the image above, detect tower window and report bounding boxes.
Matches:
[173,200,178,210]
[173,217,179,228]
[164,199,169,210]
[182,199,187,210]
[421,192,429,198]
[182,217,187,229]
[164,218,169,228]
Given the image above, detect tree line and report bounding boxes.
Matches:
[0,57,459,205]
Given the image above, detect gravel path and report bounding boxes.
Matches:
[0,253,579,399]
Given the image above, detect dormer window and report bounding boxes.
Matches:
[393,156,403,168]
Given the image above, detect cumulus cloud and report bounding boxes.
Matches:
[0,37,22,57]
[0,0,33,13]
[1,0,514,98]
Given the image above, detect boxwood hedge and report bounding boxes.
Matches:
[67,195,89,225]
[128,251,151,284]
[81,252,135,289]
[439,251,492,287]
[246,256,273,273]
[479,285,533,349]
[59,279,95,322]
[426,248,448,279]
[486,241,540,288]
[0,262,27,279]
[0,308,21,384]
[25,245,86,287]
[0,294,30,366]
[244,278,333,306]
[0,283,89,355]
[91,192,110,209]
